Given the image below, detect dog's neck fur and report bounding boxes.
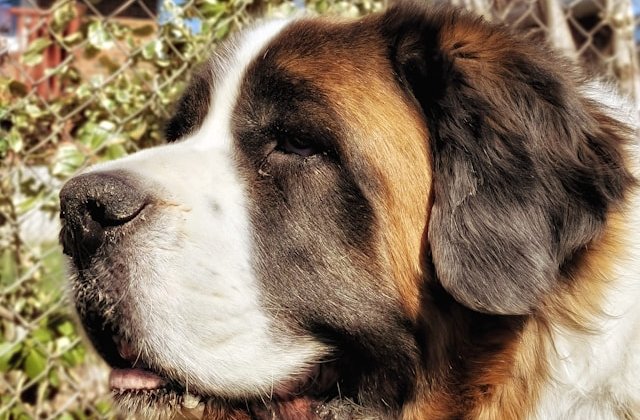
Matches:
[534,186,640,419]
[403,87,640,420]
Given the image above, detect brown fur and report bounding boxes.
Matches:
[266,10,635,419]
[274,19,432,320]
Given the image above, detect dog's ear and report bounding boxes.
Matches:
[165,63,214,142]
[380,4,634,314]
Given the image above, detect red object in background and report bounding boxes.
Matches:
[10,5,84,99]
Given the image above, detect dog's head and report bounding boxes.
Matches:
[59,3,633,418]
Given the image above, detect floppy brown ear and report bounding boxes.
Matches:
[380,4,634,314]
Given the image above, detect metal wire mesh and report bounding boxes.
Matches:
[0,0,638,418]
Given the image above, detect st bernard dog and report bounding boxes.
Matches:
[59,2,640,419]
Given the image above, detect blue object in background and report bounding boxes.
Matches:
[158,0,202,34]
[158,0,307,34]
[634,0,640,42]
[0,0,19,35]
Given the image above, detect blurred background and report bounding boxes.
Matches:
[0,0,638,418]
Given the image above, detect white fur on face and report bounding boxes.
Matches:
[81,20,328,397]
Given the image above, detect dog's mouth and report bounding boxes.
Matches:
[109,338,168,392]
[83,316,340,419]
[110,337,339,418]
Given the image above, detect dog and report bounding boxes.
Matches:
[59,2,640,419]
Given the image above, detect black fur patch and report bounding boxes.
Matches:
[164,62,215,142]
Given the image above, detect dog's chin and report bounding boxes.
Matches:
[109,369,355,420]
[112,388,326,420]
[103,335,343,419]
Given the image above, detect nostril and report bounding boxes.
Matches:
[86,197,145,228]
[87,199,107,226]
[80,203,106,255]
[59,171,149,261]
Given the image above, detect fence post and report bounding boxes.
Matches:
[606,0,640,111]
[541,0,578,61]
[9,5,85,100]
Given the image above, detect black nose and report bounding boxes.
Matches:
[59,171,147,260]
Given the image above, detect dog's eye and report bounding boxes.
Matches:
[277,137,318,157]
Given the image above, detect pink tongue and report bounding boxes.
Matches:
[109,368,167,390]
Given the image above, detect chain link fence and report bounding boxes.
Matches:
[0,0,638,418]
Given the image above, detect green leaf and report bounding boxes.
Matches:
[61,346,85,366]
[63,31,84,46]
[32,326,53,343]
[83,44,101,59]
[115,89,131,104]
[57,412,74,420]
[24,103,44,117]
[22,52,44,67]
[98,55,120,74]
[75,84,92,99]
[132,24,156,37]
[200,1,227,15]
[128,121,147,141]
[54,336,72,353]
[8,81,29,97]
[7,132,24,153]
[56,320,75,337]
[105,143,128,160]
[44,64,66,78]
[95,400,112,415]
[87,21,115,50]
[21,38,53,67]
[24,348,47,380]
[17,190,46,215]
[24,38,53,55]
[52,144,85,177]
[0,342,21,372]
[48,368,60,388]
[158,59,173,68]
[51,1,78,33]
[10,405,29,420]
[142,39,163,60]
[0,248,18,285]
[214,21,231,39]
